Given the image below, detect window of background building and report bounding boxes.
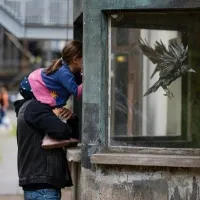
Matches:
[108,11,200,148]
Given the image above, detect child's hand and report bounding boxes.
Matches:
[59,107,74,120]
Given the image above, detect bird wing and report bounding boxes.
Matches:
[150,64,160,79]
[158,59,176,78]
[138,38,160,64]
[150,40,171,78]
[158,41,188,78]
[154,40,168,55]
[168,40,185,58]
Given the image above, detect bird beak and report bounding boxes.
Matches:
[188,69,196,73]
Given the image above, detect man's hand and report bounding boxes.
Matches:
[52,108,61,117]
[59,107,74,120]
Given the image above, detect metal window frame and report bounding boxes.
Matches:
[107,11,198,150]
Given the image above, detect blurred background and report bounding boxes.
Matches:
[0,0,73,199]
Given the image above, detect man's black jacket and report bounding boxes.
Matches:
[14,99,74,189]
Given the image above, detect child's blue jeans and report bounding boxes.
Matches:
[24,189,61,200]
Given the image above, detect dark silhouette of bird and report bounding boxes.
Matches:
[138,38,195,98]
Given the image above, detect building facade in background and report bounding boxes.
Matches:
[0,0,73,90]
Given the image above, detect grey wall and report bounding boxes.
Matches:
[81,166,200,200]
[73,0,200,200]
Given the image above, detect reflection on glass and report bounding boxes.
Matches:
[109,12,200,145]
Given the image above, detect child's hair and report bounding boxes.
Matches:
[45,40,82,75]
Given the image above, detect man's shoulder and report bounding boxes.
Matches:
[19,99,53,128]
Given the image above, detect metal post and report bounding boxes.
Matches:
[70,162,77,200]
[44,0,50,25]
[13,39,19,69]
[46,41,53,66]
[20,0,26,24]
[70,161,81,200]
[7,34,12,69]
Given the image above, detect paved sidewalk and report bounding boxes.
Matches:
[0,110,20,195]
[0,195,23,200]
[0,110,72,199]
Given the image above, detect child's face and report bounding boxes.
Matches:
[73,57,83,72]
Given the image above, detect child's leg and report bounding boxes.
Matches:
[67,115,80,142]
[41,114,80,149]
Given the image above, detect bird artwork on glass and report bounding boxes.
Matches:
[138,38,196,99]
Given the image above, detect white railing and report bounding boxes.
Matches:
[0,0,73,26]
[0,0,24,23]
